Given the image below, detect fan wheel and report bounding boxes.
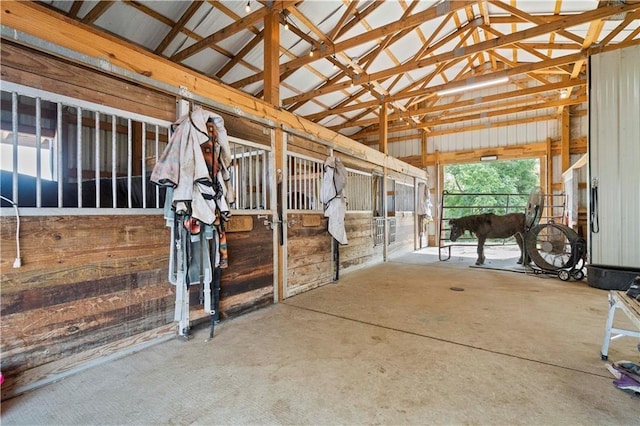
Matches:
[525,222,581,271]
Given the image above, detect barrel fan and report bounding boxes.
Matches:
[523,187,587,281]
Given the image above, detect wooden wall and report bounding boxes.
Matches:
[0,215,173,399]
[286,213,332,297]
[341,212,384,274]
[0,41,175,122]
[0,43,277,400]
[221,216,274,317]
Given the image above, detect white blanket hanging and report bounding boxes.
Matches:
[320,155,348,245]
[150,106,234,224]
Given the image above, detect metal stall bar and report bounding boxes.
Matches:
[35,97,42,208]
[242,145,248,209]
[11,92,19,204]
[127,118,132,208]
[111,115,117,209]
[262,150,267,210]
[1,82,172,215]
[76,107,82,208]
[254,144,260,209]
[141,122,147,208]
[248,143,254,209]
[95,111,101,208]
[57,103,63,207]
[154,124,160,208]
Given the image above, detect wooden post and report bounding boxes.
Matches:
[263,7,280,107]
[379,103,388,154]
[421,131,428,168]
[545,137,552,195]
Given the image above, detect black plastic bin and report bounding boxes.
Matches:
[587,264,640,291]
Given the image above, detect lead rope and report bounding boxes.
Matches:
[590,178,599,234]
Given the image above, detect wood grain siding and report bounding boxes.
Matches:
[0,41,175,122]
[217,110,271,146]
[0,215,174,400]
[286,213,332,297]
[0,214,275,399]
[221,216,274,317]
[340,212,384,274]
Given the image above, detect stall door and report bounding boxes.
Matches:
[284,152,333,298]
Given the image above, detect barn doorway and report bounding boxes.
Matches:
[439,158,541,264]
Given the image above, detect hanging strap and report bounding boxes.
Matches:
[590,178,599,234]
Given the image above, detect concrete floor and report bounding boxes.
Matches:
[2,248,639,425]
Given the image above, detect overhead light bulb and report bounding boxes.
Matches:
[560,89,569,99]
[284,20,289,31]
[245,1,251,13]
[332,55,337,70]
[309,49,314,57]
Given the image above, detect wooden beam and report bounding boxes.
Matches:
[216,30,263,79]
[420,132,428,168]
[487,0,585,46]
[332,0,384,41]
[230,1,471,89]
[600,10,640,46]
[423,141,549,165]
[81,1,113,25]
[170,2,296,62]
[379,103,388,155]
[327,0,359,40]
[293,50,586,108]
[0,0,427,179]
[283,2,639,105]
[332,79,586,130]
[415,96,585,131]
[360,114,558,141]
[263,8,280,106]
[67,1,83,19]
[154,1,203,55]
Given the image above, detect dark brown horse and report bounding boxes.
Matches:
[449,213,526,265]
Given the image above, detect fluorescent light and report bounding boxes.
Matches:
[480,155,498,161]
[437,77,509,96]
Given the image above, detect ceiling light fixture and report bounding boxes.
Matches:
[332,55,338,70]
[437,77,509,97]
[560,89,569,99]
[245,1,251,13]
[309,48,314,57]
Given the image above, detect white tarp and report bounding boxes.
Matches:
[320,156,348,245]
[417,181,433,220]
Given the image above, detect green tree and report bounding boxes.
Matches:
[444,159,539,218]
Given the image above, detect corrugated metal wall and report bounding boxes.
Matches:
[589,44,640,268]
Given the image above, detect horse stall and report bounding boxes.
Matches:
[0,40,426,399]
